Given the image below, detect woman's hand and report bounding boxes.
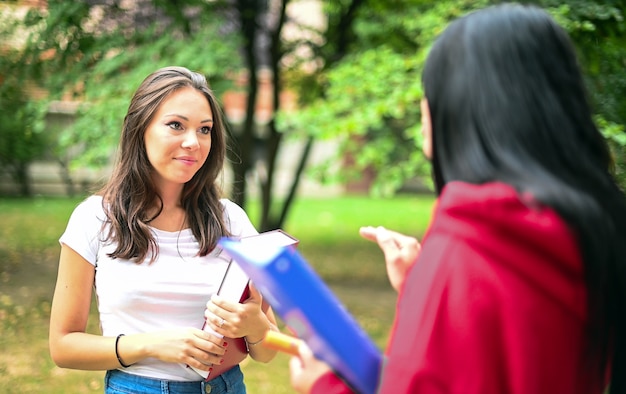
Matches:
[360,226,421,292]
[135,328,227,371]
[204,282,269,340]
[289,342,332,394]
[204,282,278,362]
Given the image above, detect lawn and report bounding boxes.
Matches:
[0,193,435,393]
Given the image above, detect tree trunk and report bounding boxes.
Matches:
[230,0,261,209]
[14,162,32,197]
[259,0,288,231]
[57,158,76,197]
[231,0,366,230]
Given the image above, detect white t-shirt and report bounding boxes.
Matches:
[59,195,258,381]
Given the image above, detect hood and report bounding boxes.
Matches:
[430,181,586,319]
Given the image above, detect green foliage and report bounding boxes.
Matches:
[596,116,626,188]
[0,69,47,196]
[0,79,46,176]
[20,1,96,92]
[279,0,488,195]
[64,27,241,167]
[541,0,626,123]
[540,1,626,189]
[0,6,48,196]
[16,1,242,169]
[3,0,626,201]
[279,0,626,194]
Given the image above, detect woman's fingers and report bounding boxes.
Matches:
[360,226,420,292]
[289,342,330,394]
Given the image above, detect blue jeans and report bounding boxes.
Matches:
[104,366,246,394]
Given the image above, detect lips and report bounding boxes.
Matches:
[175,156,198,165]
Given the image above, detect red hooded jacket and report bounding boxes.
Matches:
[312,181,604,394]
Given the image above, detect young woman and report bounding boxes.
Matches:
[49,66,278,393]
[289,4,626,393]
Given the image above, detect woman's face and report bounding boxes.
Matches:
[144,87,213,193]
[420,98,433,159]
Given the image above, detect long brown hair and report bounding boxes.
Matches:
[99,66,230,263]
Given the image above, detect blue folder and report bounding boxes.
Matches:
[218,237,382,394]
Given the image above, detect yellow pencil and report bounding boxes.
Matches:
[262,331,303,356]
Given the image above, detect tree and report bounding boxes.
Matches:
[279,0,491,195]
[229,0,369,229]
[542,0,626,185]
[280,0,626,193]
[0,5,47,197]
[0,76,47,196]
[12,0,370,229]
[7,0,625,212]
[18,0,240,162]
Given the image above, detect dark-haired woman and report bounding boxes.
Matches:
[289,4,626,393]
[49,66,278,393]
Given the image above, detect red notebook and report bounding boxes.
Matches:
[191,230,299,380]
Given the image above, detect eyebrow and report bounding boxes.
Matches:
[164,114,213,123]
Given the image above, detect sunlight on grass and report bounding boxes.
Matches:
[252,194,435,243]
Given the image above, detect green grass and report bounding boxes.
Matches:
[0,194,434,393]
[282,195,434,287]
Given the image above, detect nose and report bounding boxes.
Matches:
[181,130,199,150]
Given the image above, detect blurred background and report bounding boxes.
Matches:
[1,0,624,392]
[2,0,623,218]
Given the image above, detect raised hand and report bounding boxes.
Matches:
[360,226,421,292]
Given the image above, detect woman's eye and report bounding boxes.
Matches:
[167,121,183,130]
[199,126,212,135]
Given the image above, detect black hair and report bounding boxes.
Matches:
[422,3,626,391]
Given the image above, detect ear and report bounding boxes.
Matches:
[420,99,433,159]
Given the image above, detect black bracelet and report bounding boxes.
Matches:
[115,334,132,368]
